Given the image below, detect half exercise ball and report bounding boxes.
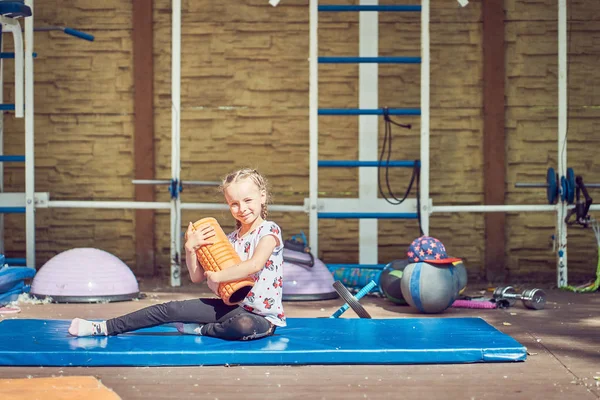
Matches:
[31,248,140,303]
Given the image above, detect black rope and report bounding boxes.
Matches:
[378,107,424,236]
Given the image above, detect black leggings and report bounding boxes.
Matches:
[106,298,275,341]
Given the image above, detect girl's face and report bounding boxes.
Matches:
[224,178,266,228]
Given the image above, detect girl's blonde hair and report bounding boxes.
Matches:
[220,168,272,229]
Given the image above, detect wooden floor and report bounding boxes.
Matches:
[1,279,599,400]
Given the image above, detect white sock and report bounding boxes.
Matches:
[68,318,108,337]
[175,322,204,336]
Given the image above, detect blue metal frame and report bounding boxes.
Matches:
[318,108,420,116]
[0,207,25,214]
[169,179,182,199]
[319,160,419,168]
[0,52,37,59]
[5,257,26,265]
[0,155,24,162]
[318,5,422,12]
[318,213,418,219]
[318,56,421,64]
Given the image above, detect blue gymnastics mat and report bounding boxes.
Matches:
[0,317,526,366]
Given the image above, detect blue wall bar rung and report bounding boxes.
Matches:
[318,57,421,64]
[0,207,26,214]
[0,104,15,111]
[0,155,25,162]
[319,108,420,116]
[5,257,26,265]
[318,213,418,219]
[319,5,421,12]
[0,52,37,59]
[319,160,420,168]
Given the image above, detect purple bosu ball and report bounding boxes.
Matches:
[282,248,338,301]
[31,248,140,303]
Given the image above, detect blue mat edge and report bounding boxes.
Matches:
[0,317,528,367]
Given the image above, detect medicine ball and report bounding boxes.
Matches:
[400,261,460,314]
[452,260,468,295]
[378,259,410,305]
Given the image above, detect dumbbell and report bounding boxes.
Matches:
[492,286,547,310]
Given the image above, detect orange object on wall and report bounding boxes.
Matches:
[188,217,255,305]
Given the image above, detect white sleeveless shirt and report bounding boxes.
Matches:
[227,220,287,327]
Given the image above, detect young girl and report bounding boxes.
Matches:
[68,168,286,341]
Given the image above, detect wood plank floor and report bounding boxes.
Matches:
[1,279,599,399]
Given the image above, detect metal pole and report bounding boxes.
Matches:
[42,200,600,213]
[132,179,220,186]
[171,0,181,286]
[358,0,379,265]
[433,204,600,213]
[557,0,568,288]
[45,200,306,213]
[308,0,319,255]
[25,0,35,268]
[515,182,600,189]
[420,0,430,235]
[0,24,4,256]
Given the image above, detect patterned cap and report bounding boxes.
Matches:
[407,236,461,264]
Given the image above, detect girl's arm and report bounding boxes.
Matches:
[185,247,205,283]
[184,221,215,283]
[207,235,279,283]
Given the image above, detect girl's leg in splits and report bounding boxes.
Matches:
[106,298,238,335]
[69,298,237,337]
[69,298,275,340]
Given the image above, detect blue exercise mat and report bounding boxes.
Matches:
[0,317,526,366]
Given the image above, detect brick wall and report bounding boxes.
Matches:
[505,0,600,282]
[2,0,598,284]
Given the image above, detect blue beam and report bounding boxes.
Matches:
[0,52,37,59]
[0,104,15,111]
[319,108,420,116]
[0,207,25,214]
[318,213,418,219]
[318,56,421,64]
[319,5,421,12]
[5,258,26,265]
[0,155,25,162]
[319,160,419,168]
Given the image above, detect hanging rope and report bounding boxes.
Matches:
[378,107,424,236]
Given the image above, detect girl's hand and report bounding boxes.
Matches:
[185,222,215,253]
[204,271,220,296]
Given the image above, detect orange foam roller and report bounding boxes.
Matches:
[187,217,255,305]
